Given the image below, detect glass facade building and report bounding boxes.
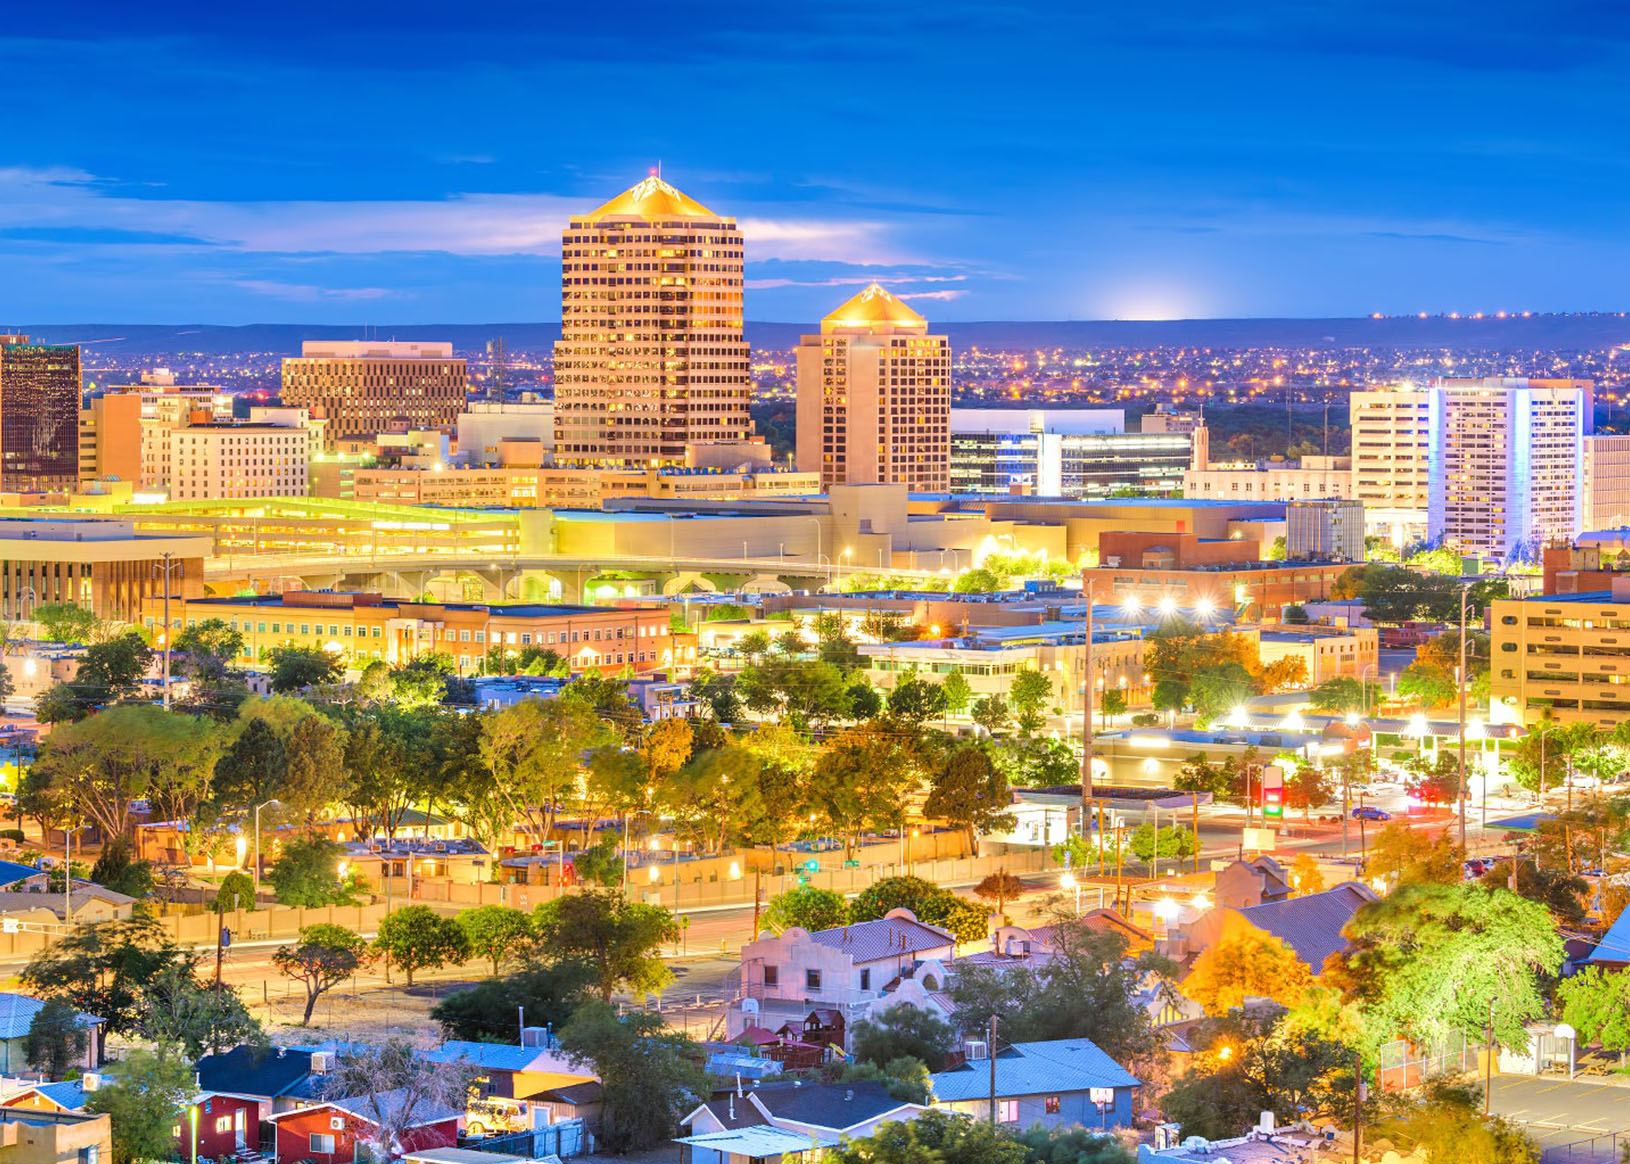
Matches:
[0,336,81,493]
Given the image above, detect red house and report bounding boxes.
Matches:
[175,1045,317,1160]
[268,1091,461,1164]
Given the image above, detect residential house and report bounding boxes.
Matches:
[1179,882,1379,976]
[730,910,957,1041]
[529,1081,601,1130]
[678,1079,927,1164]
[0,886,134,927]
[0,865,44,893]
[267,1090,460,1164]
[424,1041,595,1101]
[1583,904,1630,968]
[0,997,102,1075]
[1212,856,1292,910]
[0,1106,112,1164]
[0,1081,91,1116]
[180,1045,314,1160]
[929,1037,1140,1130]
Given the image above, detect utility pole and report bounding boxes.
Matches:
[1484,996,1495,1114]
[154,551,182,710]
[1080,584,1095,837]
[1352,1049,1363,1164]
[1458,583,1469,849]
[987,1015,999,1127]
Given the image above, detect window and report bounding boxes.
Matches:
[859,968,870,990]
[763,965,778,987]
[1045,1096,1061,1114]
[806,969,822,991]
[214,1117,233,1134]
[310,1134,336,1155]
[78,1148,98,1164]
[998,1100,1019,1124]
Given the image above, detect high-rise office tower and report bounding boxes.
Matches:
[281,341,467,452]
[553,177,753,466]
[1349,386,1434,549]
[0,335,81,493]
[795,284,951,491]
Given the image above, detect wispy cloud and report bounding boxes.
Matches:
[230,279,396,301]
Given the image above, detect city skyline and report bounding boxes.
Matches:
[7,1,1630,323]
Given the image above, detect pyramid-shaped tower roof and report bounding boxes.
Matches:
[822,283,927,331]
[586,176,722,222]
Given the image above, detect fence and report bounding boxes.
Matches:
[474,1120,590,1159]
[1374,1032,1478,1093]
[1539,1133,1621,1164]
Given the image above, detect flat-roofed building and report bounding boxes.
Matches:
[1184,456,1353,502]
[143,591,675,676]
[798,285,951,491]
[1349,385,1432,548]
[1585,433,1630,533]
[1489,580,1630,728]
[1287,498,1365,562]
[457,398,554,466]
[76,392,143,486]
[949,408,1191,499]
[0,517,208,623]
[0,336,80,494]
[168,418,311,501]
[352,464,820,509]
[282,340,467,451]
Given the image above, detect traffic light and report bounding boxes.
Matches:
[1263,788,1283,818]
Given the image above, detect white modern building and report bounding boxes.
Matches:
[456,397,555,466]
[949,409,1191,498]
[1184,456,1353,502]
[1287,498,1365,562]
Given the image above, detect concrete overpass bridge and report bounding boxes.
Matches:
[203,552,937,604]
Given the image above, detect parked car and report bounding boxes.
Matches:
[1352,806,1391,821]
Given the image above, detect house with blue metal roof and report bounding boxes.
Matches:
[0,994,102,1075]
[929,1037,1140,1131]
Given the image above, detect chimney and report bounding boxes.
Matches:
[728,1095,734,1121]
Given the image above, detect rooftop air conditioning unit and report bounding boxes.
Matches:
[964,1040,988,1060]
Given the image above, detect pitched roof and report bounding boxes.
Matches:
[586,176,719,222]
[822,284,926,329]
[808,914,956,962]
[1586,904,1630,964]
[195,1045,312,1099]
[0,862,40,888]
[425,1041,563,1073]
[7,1081,88,1111]
[533,1081,601,1106]
[750,1079,917,1132]
[675,1125,837,1157]
[269,1088,461,1130]
[1236,882,1377,973]
[929,1038,1139,1103]
[0,994,101,1040]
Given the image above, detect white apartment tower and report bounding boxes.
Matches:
[552,177,753,466]
[1429,378,1591,559]
[795,284,951,491]
[1351,379,1593,560]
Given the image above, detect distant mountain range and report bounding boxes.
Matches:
[14,315,1630,357]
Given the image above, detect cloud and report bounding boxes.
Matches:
[230,280,395,301]
[0,226,219,246]
[898,289,966,301]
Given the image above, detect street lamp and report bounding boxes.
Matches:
[252,799,282,899]
[63,825,88,925]
[1059,872,1081,916]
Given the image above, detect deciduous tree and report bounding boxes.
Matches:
[557,1002,707,1153]
[86,1044,196,1164]
[455,905,534,976]
[761,885,849,934]
[532,890,678,1002]
[374,905,469,986]
[272,923,370,1025]
[1183,929,1312,1014]
[24,997,88,1078]
[264,643,344,692]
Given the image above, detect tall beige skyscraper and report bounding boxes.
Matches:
[553,177,752,466]
[795,284,951,491]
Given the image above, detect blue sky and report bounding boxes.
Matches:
[4,0,1630,323]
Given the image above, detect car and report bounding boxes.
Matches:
[1352,806,1391,821]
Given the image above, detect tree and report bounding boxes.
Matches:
[1189,662,1257,725]
[141,962,263,1057]
[1345,564,1462,624]
[1289,852,1326,896]
[1100,687,1127,724]
[1128,821,1198,862]
[558,1001,707,1153]
[942,671,973,716]
[430,959,597,1042]
[532,890,679,1002]
[272,924,370,1025]
[886,674,949,725]
[32,602,100,644]
[952,567,1002,594]
[390,652,454,707]
[831,1109,1028,1164]
[321,1039,474,1164]
[264,643,344,692]
[89,835,154,898]
[86,1044,196,1164]
[479,696,615,847]
[761,885,849,934]
[30,704,220,839]
[1327,882,1565,1049]
[924,742,1014,848]
[808,724,921,858]
[1008,669,1053,720]
[21,915,193,1035]
[268,836,362,906]
[849,876,990,945]
[1481,860,1588,926]
[850,1003,956,1071]
[1286,762,1335,820]
[1556,966,1630,1062]
[1367,821,1462,887]
[1183,929,1312,1014]
[1014,1126,1133,1164]
[1308,676,1370,715]
[971,694,1011,735]
[1371,1080,1539,1164]
[1397,661,1456,709]
[24,997,88,1079]
[947,920,1166,1071]
[212,716,287,814]
[456,905,534,976]
[374,905,469,986]
[973,869,1025,924]
[569,836,625,888]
